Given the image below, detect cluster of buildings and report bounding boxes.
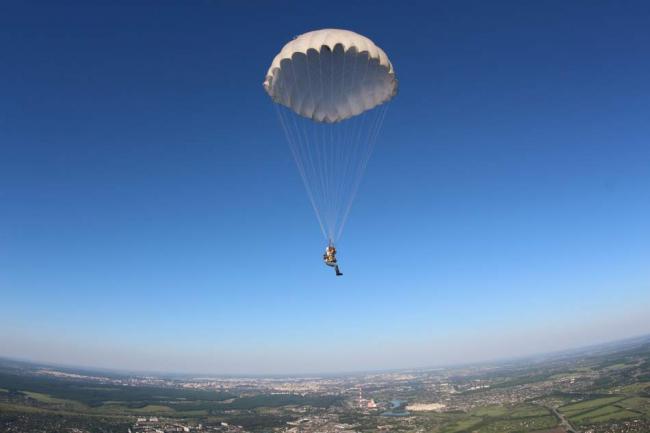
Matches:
[131,417,191,433]
[584,419,650,433]
[130,417,248,433]
[283,414,356,433]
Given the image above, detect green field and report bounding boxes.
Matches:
[21,391,88,411]
[470,406,509,417]
[559,396,624,415]
[587,409,639,424]
[611,382,650,394]
[617,396,650,416]
[439,415,483,433]
[438,404,556,433]
[474,415,557,433]
[558,395,649,426]
[507,405,551,418]
[548,392,650,426]
[569,404,623,423]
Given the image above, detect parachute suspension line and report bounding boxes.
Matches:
[275,103,327,240]
[333,107,366,239]
[335,102,390,241]
[331,113,349,233]
[318,46,360,240]
[271,43,393,244]
[277,102,390,243]
[275,60,328,240]
[331,51,374,239]
[302,50,328,230]
[277,52,331,240]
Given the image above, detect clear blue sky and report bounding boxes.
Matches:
[1,1,649,374]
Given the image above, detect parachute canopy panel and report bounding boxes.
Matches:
[264,29,397,123]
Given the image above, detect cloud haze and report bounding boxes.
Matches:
[2,305,648,375]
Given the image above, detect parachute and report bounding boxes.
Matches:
[264,29,397,243]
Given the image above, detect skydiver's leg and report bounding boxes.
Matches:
[335,265,343,276]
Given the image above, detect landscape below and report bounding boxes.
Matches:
[1,336,649,433]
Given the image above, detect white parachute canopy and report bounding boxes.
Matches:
[264,29,397,242]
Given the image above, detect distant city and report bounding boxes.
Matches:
[1,335,649,433]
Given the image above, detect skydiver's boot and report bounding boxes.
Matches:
[335,265,343,276]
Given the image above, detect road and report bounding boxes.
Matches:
[549,405,579,433]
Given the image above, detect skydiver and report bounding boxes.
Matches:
[323,244,343,276]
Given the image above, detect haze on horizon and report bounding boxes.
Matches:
[1,1,649,376]
[2,311,650,376]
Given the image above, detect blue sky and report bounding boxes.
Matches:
[1,1,649,374]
